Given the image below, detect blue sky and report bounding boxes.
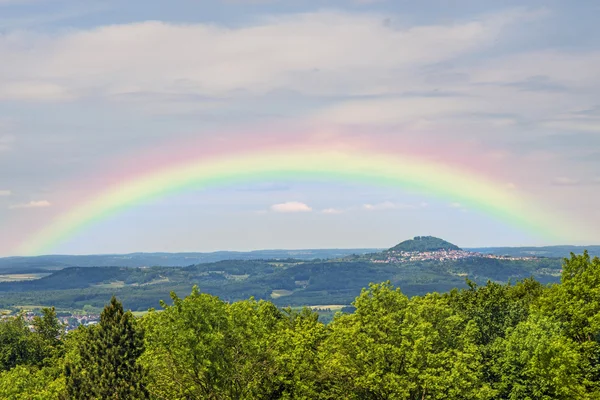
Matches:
[0,0,599,255]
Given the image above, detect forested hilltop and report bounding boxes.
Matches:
[1,252,599,399]
[388,235,460,252]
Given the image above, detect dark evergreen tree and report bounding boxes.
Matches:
[65,296,148,399]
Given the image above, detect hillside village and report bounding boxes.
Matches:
[372,236,539,263]
[373,249,539,264]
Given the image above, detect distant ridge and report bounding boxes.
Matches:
[388,236,460,252]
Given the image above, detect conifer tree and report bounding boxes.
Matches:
[65,296,148,399]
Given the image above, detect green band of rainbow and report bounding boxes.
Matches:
[19,151,565,255]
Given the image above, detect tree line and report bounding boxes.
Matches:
[0,252,599,399]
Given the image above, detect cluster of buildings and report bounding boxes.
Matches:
[60,313,100,331]
[372,249,538,264]
[0,310,99,332]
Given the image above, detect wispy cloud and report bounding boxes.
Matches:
[448,202,469,213]
[0,82,73,102]
[0,9,534,102]
[550,176,600,186]
[0,190,11,196]
[9,200,51,209]
[270,201,312,213]
[552,177,581,186]
[321,208,345,214]
[363,201,427,211]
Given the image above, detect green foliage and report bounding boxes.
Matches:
[445,278,544,346]
[0,365,65,400]
[321,282,489,399]
[3,252,600,399]
[0,314,34,371]
[0,307,65,372]
[536,251,600,393]
[140,286,315,399]
[65,296,148,399]
[388,235,460,252]
[493,314,586,399]
[0,307,66,398]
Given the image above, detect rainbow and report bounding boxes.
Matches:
[18,148,566,255]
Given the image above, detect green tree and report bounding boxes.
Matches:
[31,307,65,366]
[32,307,63,345]
[0,314,34,371]
[268,306,327,399]
[141,287,284,399]
[65,296,148,399]
[493,314,586,399]
[445,278,543,347]
[141,287,232,399]
[0,364,65,400]
[321,282,490,399]
[537,251,600,394]
[445,278,545,390]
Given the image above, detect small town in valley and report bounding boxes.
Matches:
[372,249,539,264]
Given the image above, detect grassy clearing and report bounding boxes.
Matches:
[226,274,249,281]
[0,273,50,282]
[137,277,169,286]
[12,305,47,312]
[308,305,347,311]
[92,281,126,289]
[270,289,294,299]
[131,310,150,317]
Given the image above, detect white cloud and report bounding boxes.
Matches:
[9,200,51,209]
[449,202,462,208]
[0,190,11,196]
[321,208,344,214]
[270,201,312,213]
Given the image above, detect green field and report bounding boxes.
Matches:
[270,289,294,299]
[308,304,346,311]
[0,273,50,282]
[92,281,126,289]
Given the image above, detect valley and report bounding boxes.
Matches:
[0,237,565,321]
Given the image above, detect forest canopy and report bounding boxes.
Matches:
[0,252,598,399]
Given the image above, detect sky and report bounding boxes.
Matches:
[0,0,599,255]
